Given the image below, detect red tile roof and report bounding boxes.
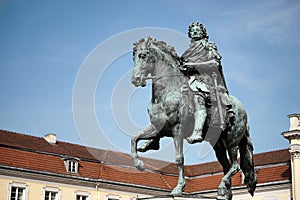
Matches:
[0,129,291,193]
[253,149,290,166]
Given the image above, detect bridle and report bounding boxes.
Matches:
[144,74,186,82]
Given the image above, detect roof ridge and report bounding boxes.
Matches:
[159,174,173,190]
[102,150,109,161]
[0,129,109,152]
[185,159,219,167]
[254,148,289,155]
[0,129,42,140]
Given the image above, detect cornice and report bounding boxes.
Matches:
[282,130,300,140]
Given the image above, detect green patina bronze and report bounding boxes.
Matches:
[130,22,257,200]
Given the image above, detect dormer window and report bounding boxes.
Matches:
[63,157,79,173]
[67,160,78,173]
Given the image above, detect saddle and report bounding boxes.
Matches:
[204,96,234,131]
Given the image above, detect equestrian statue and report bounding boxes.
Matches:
[130,22,257,200]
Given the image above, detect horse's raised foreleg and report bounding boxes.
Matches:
[171,125,185,197]
[217,146,240,200]
[131,124,158,171]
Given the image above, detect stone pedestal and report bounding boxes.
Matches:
[282,114,300,200]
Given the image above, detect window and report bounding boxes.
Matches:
[10,187,24,200]
[106,194,120,200]
[45,191,58,200]
[43,187,61,200]
[9,182,28,200]
[67,160,77,173]
[75,191,90,200]
[76,195,87,200]
[63,157,79,173]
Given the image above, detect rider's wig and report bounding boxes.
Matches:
[188,22,209,39]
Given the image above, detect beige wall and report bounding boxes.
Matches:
[0,175,146,200]
[0,174,291,200]
[232,189,291,200]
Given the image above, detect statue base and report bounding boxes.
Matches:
[136,193,216,200]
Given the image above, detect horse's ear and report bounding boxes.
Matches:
[134,38,145,47]
[146,37,152,47]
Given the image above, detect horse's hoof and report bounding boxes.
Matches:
[170,189,183,197]
[187,135,203,144]
[170,184,185,197]
[217,187,228,200]
[134,160,145,171]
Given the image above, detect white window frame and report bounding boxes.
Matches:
[43,186,61,200]
[74,191,91,200]
[263,196,278,200]
[106,194,120,200]
[63,157,79,173]
[8,182,29,200]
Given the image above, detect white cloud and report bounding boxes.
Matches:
[217,1,300,47]
[246,1,300,46]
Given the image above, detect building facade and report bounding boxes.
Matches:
[0,114,298,200]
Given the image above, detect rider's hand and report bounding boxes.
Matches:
[178,60,187,70]
[179,57,188,71]
[181,84,190,93]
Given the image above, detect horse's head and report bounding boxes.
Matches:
[131,37,155,87]
[131,37,180,87]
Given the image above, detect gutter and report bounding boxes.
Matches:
[0,164,171,193]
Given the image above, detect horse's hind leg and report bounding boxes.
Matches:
[171,124,185,197]
[217,145,240,200]
[213,139,232,200]
[239,127,257,196]
[131,124,158,171]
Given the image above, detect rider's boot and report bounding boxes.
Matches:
[187,96,207,144]
[226,105,235,126]
[137,138,160,152]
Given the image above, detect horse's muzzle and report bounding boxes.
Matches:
[131,77,146,87]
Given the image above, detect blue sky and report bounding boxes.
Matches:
[1,0,299,164]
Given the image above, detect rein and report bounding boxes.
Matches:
[144,60,213,82]
[145,74,186,82]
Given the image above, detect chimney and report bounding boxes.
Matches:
[44,133,57,144]
[288,113,300,131]
[282,113,300,200]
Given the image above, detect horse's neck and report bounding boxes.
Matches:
[153,61,178,77]
[152,60,184,98]
[153,55,183,80]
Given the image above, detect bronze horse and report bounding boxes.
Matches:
[130,37,257,199]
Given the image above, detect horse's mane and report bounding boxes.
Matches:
[133,37,180,62]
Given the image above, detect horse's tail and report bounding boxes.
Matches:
[239,124,257,196]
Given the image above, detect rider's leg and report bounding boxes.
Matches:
[187,94,207,144]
